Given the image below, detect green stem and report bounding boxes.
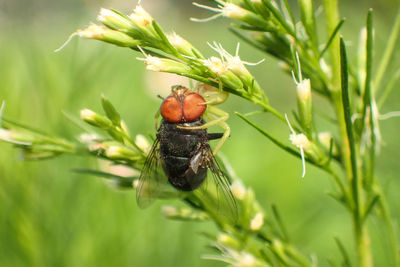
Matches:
[323,0,341,89]
[373,8,400,93]
[341,38,372,267]
[323,0,352,181]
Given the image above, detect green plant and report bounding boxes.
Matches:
[1,1,400,266]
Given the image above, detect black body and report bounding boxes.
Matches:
[158,119,220,191]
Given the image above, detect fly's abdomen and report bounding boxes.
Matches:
[162,155,207,191]
[159,119,208,191]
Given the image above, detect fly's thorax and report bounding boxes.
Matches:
[159,119,207,158]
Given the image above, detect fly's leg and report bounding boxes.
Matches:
[206,111,230,155]
[154,109,161,130]
[178,106,230,155]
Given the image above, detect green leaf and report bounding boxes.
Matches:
[362,194,380,222]
[340,37,360,215]
[101,94,122,126]
[271,204,289,242]
[235,112,322,169]
[282,0,296,30]
[320,18,345,58]
[72,168,136,188]
[2,116,48,136]
[373,8,400,93]
[334,237,352,267]
[261,0,297,39]
[62,110,94,133]
[360,10,374,134]
[151,20,181,59]
[231,23,274,32]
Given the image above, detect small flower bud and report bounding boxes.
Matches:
[217,233,241,250]
[135,134,151,154]
[0,129,11,141]
[162,205,209,221]
[230,179,246,200]
[295,78,312,136]
[132,179,140,189]
[105,144,139,161]
[272,239,286,259]
[167,32,202,58]
[129,5,156,37]
[162,205,179,217]
[140,55,192,74]
[80,109,113,129]
[236,252,257,267]
[222,3,269,29]
[98,8,136,31]
[78,24,140,47]
[250,212,264,231]
[78,133,100,145]
[0,128,34,144]
[197,83,229,105]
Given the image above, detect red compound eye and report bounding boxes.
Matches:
[182,93,206,122]
[160,96,183,123]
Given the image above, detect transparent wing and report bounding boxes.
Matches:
[195,145,238,224]
[136,137,165,208]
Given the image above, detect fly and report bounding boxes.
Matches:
[136,85,237,221]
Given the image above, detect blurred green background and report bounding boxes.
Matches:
[1,0,399,266]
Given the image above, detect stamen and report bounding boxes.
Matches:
[190,14,222,22]
[378,111,400,120]
[54,32,79,52]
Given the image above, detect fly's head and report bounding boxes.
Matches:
[160,86,206,123]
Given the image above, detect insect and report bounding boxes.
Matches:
[136,85,237,220]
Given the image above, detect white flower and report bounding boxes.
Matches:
[220,3,247,19]
[208,42,264,77]
[289,133,311,150]
[203,56,229,76]
[191,1,247,22]
[143,55,165,71]
[296,79,311,102]
[285,114,310,178]
[250,212,264,231]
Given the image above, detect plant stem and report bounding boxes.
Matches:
[341,37,372,267]
[373,8,400,93]
[323,0,352,180]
